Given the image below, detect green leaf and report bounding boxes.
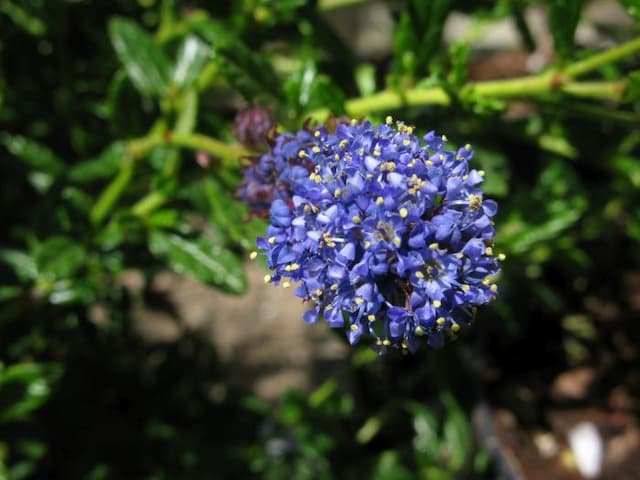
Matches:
[441,392,470,471]
[393,0,452,78]
[172,36,211,88]
[355,63,377,97]
[32,236,87,280]
[285,60,346,115]
[408,401,440,463]
[108,17,171,96]
[620,0,640,21]
[193,19,284,102]
[0,249,37,282]
[68,142,126,183]
[0,362,61,423]
[0,1,46,36]
[148,231,247,294]
[548,0,585,58]
[0,133,65,193]
[473,147,510,197]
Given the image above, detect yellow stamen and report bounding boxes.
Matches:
[497,253,506,261]
[415,271,424,279]
[432,300,442,308]
[282,281,291,289]
[385,115,393,125]
[367,314,376,322]
[350,324,359,331]
[415,326,424,336]
[399,208,408,218]
[436,317,446,326]
[429,242,439,250]
[264,274,271,284]
[485,247,493,256]
[451,323,461,332]
[352,216,361,224]
[268,236,276,244]
[461,284,471,292]
[249,251,258,260]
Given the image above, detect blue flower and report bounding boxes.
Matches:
[251,118,502,353]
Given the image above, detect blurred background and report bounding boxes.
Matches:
[1,0,639,479]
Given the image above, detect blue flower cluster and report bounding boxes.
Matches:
[251,118,502,352]
[237,129,315,217]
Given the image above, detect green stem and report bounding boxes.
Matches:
[560,81,625,100]
[317,0,371,11]
[564,37,640,78]
[91,132,248,224]
[131,191,167,218]
[169,132,249,163]
[90,154,136,225]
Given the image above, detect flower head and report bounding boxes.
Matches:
[253,119,501,352]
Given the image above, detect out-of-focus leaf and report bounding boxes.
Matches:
[371,450,414,480]
[356,415,382,444]
[355,64,376,97]
[47,280,95,305]
[0,1,45,36]
[620,0,640,21]
[0,362,61,423]
[32,236,87,280]
[108,17,171,96]
[622,70,640,103]
[393,0,451,78]
[172,36,211,88]
[473,147,510,197]
[548,0,585,58]
[500,158,587,256]
[0,285,22,301]
[285,60,346,115]
[612,155,640,188]
[68,142,126,183]
[441,392,470,471]
[408,401,440,462]
[0,249,37,282]
[148,230,247,294]
[0,133,65,193]
[308,379,337,409]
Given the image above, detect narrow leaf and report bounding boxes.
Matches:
[108,17,171,96]
[148,231,247,294]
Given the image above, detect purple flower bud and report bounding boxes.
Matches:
[233,106,276,150]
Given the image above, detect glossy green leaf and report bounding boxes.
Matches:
[172,36,211,88]
[148,230,247,294]
[108,17,171,96]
